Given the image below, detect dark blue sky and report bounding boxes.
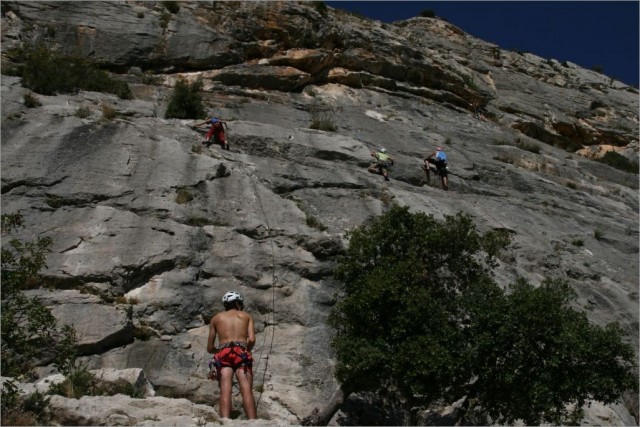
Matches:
[325,1,639,87]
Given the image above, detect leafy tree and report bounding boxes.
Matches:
[164,78,206,119]
[1,213,57,377]
[1,213,79,425]
[305,205,637,425]
[466,278,637,424]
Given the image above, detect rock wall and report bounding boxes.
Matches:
[1,1,638,425]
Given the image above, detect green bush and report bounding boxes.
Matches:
[306,214,327,231]
[101,103,117,120]
[311,1,327,14]
[75,106,91,118]
[49,365,95,399]
[160,12,171,29]
[1,383,50,426]
[329,205,637,425]
[175,189,194,204]
[1,213,81,425]
[571,238,584,247]
[309,100,339,132]
[419,9,436,18]
[49,369,144,399]
[596,151,639,174]
[516,140,541,154]
[165,78,206,120]
[141,71,162,85]
[23,92,41,108]
[21,45,131,99]
[162,1,180,13]
[185,216,218,227]
[594,228,605,241]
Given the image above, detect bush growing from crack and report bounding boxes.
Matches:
[596,151,639,174]
[162,1,180,13]
[309,100,340,132]
[23,92,41,108]
[20,45,131,99]
[75,106,91,118]
[165,78,206,120]
[175,189,194,204]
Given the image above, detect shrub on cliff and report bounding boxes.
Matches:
[21,45,131,99]
[164,78,206,120]
[597,151,639,174]
[324,205,637,425]
[1,214,82,425]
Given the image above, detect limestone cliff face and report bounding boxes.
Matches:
[1,1,638,425]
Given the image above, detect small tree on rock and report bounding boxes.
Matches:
[1,214,79,425]
[165,78,206,120]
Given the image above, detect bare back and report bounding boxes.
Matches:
[208,309,255,353]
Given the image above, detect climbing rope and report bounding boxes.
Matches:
[245,154,278,409]
[190,121,278,408]
[216,123,278,408]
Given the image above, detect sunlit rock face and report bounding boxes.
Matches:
[1,1,637,424]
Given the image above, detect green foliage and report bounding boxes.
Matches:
[461,73,477,90]
[48,365,143,399]
[1,213,81,424]
[175,189,194,204]
[309,100,339,132]
[21,45,131,99]
[329,205,637,425]
[516,139,541,154]
[185,216,223,227]
[165,78,206,120]
[306,214,327,231]
[1,214,80,377]
[1,213,56,377]
[191,143,204,154]
[596,151,639,174]
[594,228,605,241]
[162,1,180,13]
[160,12,171,29]
[75,106,91,118]
[101,103,117,121]
[419,9,436,18]
[1,381,50,426]
[311,1,327,14]
[141,71,162,85]
[23,92,41,108]
[330,206,507,398]
[469,279,636,424]
[49,366,95,399]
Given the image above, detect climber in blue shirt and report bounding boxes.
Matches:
[423,146,449,190]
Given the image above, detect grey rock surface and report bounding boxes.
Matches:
[1,1,638,425]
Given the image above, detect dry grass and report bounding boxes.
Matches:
[101,103,117,120]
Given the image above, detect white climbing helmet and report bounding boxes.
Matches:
[222,291,243,304]
[379,148,387,153]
